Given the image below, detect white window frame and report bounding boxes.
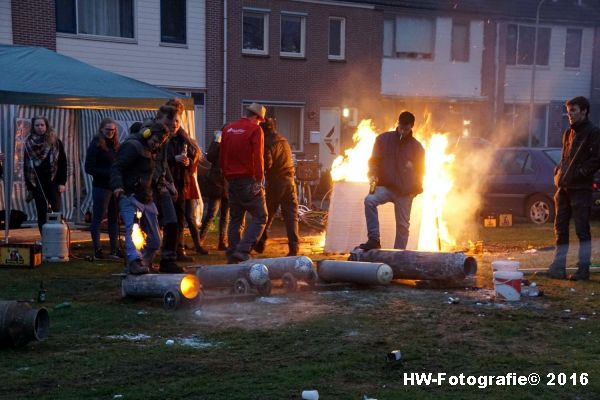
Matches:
[383,15,435,60]
[55,0,136,42]
[564,28,582,69]
[280,11,306,58]
[328,17,346,60]
[242,8,270,56]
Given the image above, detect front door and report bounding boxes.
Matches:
[319,108,341,171]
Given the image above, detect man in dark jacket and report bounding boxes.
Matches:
[359,111,425,250]
[546,96,600,281]
[111,123,169,275]
[254,118,300,256]
[220,102,268,263]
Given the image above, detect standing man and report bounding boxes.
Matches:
[111,123,169,275]
[546,96,600,281]
[220,103,268,263]
[359,111,425,250]
[254,118,300,256]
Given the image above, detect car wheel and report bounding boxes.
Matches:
[526,195,554,224]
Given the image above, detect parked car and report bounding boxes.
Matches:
[480,147,560,224]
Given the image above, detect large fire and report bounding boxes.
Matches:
[330,116,457,252]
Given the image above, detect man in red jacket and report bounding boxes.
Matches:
[220,103,268,263]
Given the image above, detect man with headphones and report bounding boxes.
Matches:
[111,122,170,275]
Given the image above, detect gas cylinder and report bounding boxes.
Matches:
[42,212,69,262]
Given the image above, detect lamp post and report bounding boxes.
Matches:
[527,0,547,147]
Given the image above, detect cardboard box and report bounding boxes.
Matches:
[0,244,42,268]
[499,213,513,227]
[483,215,497,228]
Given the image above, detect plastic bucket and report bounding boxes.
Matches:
[493,271,523,301]
[492,260,520,273]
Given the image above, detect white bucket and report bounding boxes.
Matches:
[493,271,523,301]
[492,260,520,273]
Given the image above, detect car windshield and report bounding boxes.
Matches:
[543,149,561,166]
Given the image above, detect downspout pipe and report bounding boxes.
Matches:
[222,0,228,126]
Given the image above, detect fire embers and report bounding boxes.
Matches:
[132,210,146,250]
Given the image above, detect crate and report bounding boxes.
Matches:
[296,160,320,181]
[0,244,42,268]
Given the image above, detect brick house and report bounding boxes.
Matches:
[206,0,383,171]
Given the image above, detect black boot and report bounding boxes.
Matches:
[253,239,266,254]
[359,238,381,251]
[127,259,149,275]
[569,264,590,281]
[159,258,184,274]
[545,263,567,280]
[287,243,299,257]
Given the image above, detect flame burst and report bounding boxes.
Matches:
[330,120,377,182]
[132,210,146,250]
[330,116,456,252]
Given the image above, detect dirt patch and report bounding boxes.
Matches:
[192,290,340,329]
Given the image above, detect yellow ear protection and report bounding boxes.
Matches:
[142,128,152,139]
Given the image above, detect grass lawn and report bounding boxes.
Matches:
[1,220,599,399]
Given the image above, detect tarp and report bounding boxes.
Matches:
[0,44,193,109]
[0,45,196,242]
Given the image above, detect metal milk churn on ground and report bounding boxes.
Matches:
[42,212,69,262]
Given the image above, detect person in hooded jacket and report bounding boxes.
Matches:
[85,118,121,260]
[254,118,300,256]
[545,96,600,281]
[111,122,170,275]
[359,111,425,251]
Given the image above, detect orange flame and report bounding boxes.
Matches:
[330,120,377,182]
[132,210,146,250]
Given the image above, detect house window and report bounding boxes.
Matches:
[243,9,269,55]
[56,0,134,38]
[506,24,551,66]
[161,0,186,44]
[281,13,306,57]
[244,102,304,151]
[565,28,582,68]
[451,20,469,62]
[329,17,345,60]
[383,16,434,59]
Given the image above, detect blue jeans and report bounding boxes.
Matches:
[90,187,119,253]
[227,178,267,254]
[118,196,161,267]
[552,189,592,268]
[199,196,229,242]
[364,186,414,249]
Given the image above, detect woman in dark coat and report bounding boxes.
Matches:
[198,132,230,250]
[85,118,121,259]
[24,116,67,234]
